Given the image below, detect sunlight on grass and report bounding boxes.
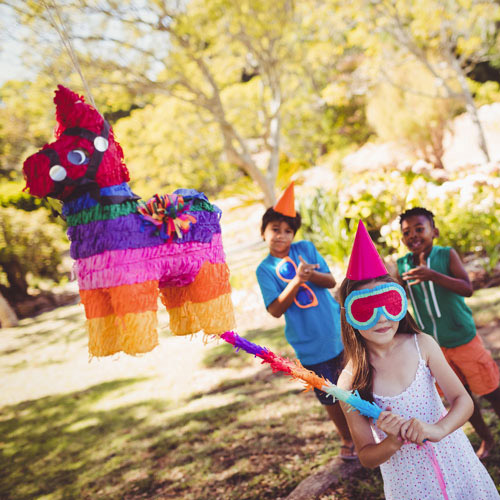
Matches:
[237,389,308,423]
[2,296,499,499]
[466,285,500,325]
[65,417,101,433]
[165,392,243,421]
[88,379,159,412]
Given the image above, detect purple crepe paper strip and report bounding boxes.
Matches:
[221,331,268,357]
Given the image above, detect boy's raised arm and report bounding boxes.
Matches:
[402,249,473,297]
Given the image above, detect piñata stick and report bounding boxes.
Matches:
[221,331,382,420]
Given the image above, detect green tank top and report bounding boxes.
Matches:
[397,245,476,348]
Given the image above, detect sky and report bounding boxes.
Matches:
[0,5,33,85]
[0,3,164,88]
[0,39,29,85]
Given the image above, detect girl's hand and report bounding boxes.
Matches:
[297,255,319,283]
[400,418,444,445]
[376,409,406,444]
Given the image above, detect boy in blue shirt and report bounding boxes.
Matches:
[397,206,500,459]
[256,183,355,460]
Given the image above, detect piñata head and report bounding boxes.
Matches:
[23,85,129,200]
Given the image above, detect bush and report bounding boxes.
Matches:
[384,172,500,271]
[299,167,500,272]
[299,190,356,266]
[0,206,68,297]
[0,180,45,211]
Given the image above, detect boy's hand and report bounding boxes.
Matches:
[297,255,319,283]
[402,252,435,285]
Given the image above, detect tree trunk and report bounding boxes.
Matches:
[0,290,18,328]
[448,53,491,162]
[4,259,29,298]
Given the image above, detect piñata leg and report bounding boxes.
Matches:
[108,281,159,354]
[160,261,235,336]
[80,280,159,356]
[80,288,121,357]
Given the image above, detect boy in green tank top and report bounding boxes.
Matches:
[396,207,500,459]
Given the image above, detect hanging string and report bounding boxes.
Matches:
[41,0,98,109]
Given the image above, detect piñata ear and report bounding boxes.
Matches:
[54,85,103,137]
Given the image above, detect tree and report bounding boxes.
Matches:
[347,0,500,162]
[2,0,354,205]
[365,60,461,168]
[113,95,241,197]
[0,207,67,302]
[0,78,58,177]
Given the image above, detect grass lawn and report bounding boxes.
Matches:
[1,288,500,499]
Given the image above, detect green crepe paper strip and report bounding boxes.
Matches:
[66,198,216,226]
[189,199,218,212]
[66,200,139,226]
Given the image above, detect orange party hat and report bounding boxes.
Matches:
[273,182,296,217]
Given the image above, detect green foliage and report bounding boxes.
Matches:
[346,0,500,163]
[366,61,462,167]
[468,79,500,106]
[351,0,500,64]
[298,168,500,272]
[467,285,500,325]
[4,0,500,206]
[0,77,58,176]
[114,96,241,198]
[0,180,45,211]
[389,173,500,270]
[0,207,67,292]
[2,0,378,205]
[299,189,357,266]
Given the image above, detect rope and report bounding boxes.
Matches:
[41,0,97,109]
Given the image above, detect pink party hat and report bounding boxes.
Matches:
[346,220,388,280]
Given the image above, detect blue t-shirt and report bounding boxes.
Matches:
[256,240,343,365]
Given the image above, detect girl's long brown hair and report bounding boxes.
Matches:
[339,274,421,402]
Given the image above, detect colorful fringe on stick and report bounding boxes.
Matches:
[220,332,454,497]
[220,331,382,420]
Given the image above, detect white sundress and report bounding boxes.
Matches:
[372,335,499,500]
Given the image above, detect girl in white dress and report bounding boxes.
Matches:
[337,221,499,499]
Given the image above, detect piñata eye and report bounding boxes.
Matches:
[67,149,89,165]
